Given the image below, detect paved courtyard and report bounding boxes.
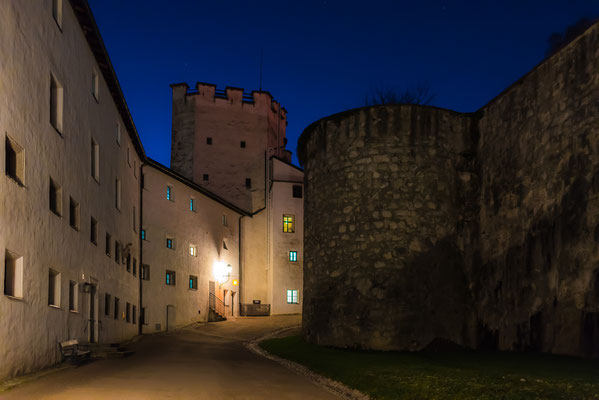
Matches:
[0,315,338,399]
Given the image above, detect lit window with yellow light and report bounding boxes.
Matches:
[283,215,295,233]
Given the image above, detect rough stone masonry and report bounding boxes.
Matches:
[297,22,599,357]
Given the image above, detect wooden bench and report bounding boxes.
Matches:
[58,339,91,364]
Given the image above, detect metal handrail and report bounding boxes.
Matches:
[209,293,226,316]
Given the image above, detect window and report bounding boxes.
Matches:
[203,174,209,181]
[190,198,196,212]
[115,241,121,263]
[52,0,62,28]
[132,206,137,232]
[166,186,173,201]
[115,178,121,210]
[141,265,150,281]
[105,232,111,257]
[283,215,295,233]
[126,254,131,273]
[126,302,131,322]
[140,307,147,325]
[114,297,120,319]
[104,293,111,316]
[92,71,99,101]
[5,136,25,185]
[91,138,99,181]
[206,137,212,145]
[289,251,298,262]
[166,238,174,250]
[222,214,228,227]
[49,177,62,216]
[116,122,121,145]
[189,275,198,290]
[133,258,137,277]
[69,281,78,312]
[293,185,303,198]
[134,160,137,178]
[287,289,299,304]
[132,305,137,324]
[127,148,131,167]
[223,240,229,251]
[141,229,146,241]
[189,244,197,257]
[4,250,23,298]
[245,178,251,189]
[50,74,63,133]
[90,217,98,245]
[240,141,246,148]
[48,269,61,307]
[69,197,80,231]
[166,270,176,286]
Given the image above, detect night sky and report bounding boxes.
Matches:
[88,0,599,167]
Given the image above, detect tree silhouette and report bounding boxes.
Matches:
[364,83,435,107]
[546,17,598,57]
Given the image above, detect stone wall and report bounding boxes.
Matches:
[474,22,599,356]
[299,105,477,350]
[298,22,599,356]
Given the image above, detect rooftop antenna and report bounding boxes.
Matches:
[259,48,263,91]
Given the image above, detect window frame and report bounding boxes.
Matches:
[286,289,299,304]
[283,214,295,233]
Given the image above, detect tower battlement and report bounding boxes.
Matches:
[170,82,287,123]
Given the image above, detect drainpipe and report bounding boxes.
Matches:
[238,215,243,316]
[138,162,146,335]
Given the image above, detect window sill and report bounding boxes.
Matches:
[69,309,79,314]
[91,241,97,246]
[70,226,80,232]
[92,94,98,103]
[51,125,63,137]
[53,17,63,33]
[51,210,62,218]
[6,175,26,188]
[5,294,24,302]
[92,176,100,185]
[49,304,61,310]
[188,288,198,291]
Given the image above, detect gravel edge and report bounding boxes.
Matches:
[244,326,371,400]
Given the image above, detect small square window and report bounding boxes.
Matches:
[91,138,99,182]
[189,244,197,257]
[293,185,303,198]
[69,197,80,231]
[283,215,295,233]
[52,0,63,28]
[115,178,121,210]
[106,232,111,257]
[203,174,209,181]
[116,122,121,146]
[222,214,228,227]
[4,250,23,298]
[141,307,147,325]
[141,229,146,241]
[206,137,212,145]
[166,238,173,249]
[289,251,298,262]
[5,136,25,185]
[189,275,198,290]
[132,305,137,324]
[286,289,299,304]
[126,302,131,322]
[69,281,78,312]
[114,297,120,319]
[166,186,173,201]
[126,254,131,273]
[90,217,98,245]
[115,241,121,263]
[133,258,137,277]
[245,178,251,189]
[49,177,62,216]
[240,141,246,148]
[48,268,61,307]
[141,264,150,281]
[50,74,64,134]
[92,71,99,101]
[166,270,176,286]
[190,198,196,212]
[104,293,111,316]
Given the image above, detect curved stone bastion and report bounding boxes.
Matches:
[297,104,479,350]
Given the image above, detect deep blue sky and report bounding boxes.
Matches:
[88,1,598,167]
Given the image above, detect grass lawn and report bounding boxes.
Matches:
[260,335,599,400]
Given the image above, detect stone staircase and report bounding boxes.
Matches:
[208,293,227,322]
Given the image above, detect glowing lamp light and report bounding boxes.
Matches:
[213,261,232,284]
[233,279,239,286]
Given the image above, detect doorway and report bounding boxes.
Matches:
[88,283,97,343]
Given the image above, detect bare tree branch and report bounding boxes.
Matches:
[364,82,435,106]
